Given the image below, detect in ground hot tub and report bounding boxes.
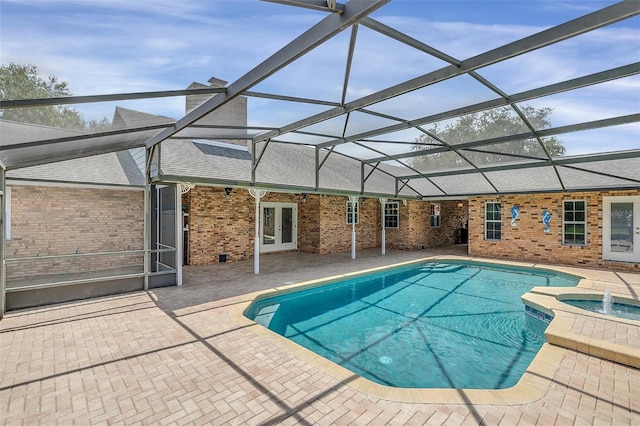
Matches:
[561,291,640,322]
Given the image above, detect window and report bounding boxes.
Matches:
[563,200,586,245]
[430,203,441,227]
[384,202,399,228]
[485,202,501,240]
[346,200,359,224]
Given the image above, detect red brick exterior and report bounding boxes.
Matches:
[468,190,640,272]
[183,188,463,265]
[386,200,467,250]
[8,184,638,281]
[6,185,144,281]
[317,196,380,254]
[183,186,254,265]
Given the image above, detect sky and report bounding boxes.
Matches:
[1,0,638,156]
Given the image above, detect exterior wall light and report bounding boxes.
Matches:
[302,193,307,202]
[224,187,232,200]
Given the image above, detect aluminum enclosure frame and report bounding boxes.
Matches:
[0,0,639,314]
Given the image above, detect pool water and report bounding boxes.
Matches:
[245,260,580,389]
[562,299,640,321]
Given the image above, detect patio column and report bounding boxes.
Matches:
[379,198,387,255]
[349,195,358,259]
[249,189,267,274]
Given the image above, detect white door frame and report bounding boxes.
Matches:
[603,196,640,263]
[260,202,298,253]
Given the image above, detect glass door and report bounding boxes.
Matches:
[603,196,640,263]
[260,202,297,253]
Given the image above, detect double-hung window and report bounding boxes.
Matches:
[485,202,501,240]
[384,202,399,228]
[346,200,359,224]
[563,200,586,245]
[430,203,441,227]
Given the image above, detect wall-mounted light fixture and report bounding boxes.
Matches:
[301,193,307,203]
[457,202,464,208]
[224,187,232,200]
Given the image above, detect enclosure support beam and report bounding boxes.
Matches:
[304,2,640,150]
[143,150,151,291]
[249,189,267,274]
[0,167,6,320]
[146,0,389,149]
[175,185,183,286]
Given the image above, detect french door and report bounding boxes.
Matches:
[603,196,640,263]
[260,202,297,253]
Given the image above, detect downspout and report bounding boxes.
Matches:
[379,197,387,255]
[349,195,358,259]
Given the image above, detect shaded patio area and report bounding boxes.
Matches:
[1,247,639,425]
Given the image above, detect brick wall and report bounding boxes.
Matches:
[384,200,465,250]
[408,200,467,249]
[184,189,379,262]
[384,201,409,249]
[185,188,319,265]
[6,185,144,281]
[184,188,463,264]
[469,190,639,271]
[185,186,254,265]
[298,194,320,253]
[318,196,380,254]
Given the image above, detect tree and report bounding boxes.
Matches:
[0,63,110,131]
[410,105,565,171]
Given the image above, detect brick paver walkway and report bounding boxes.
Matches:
[1,248,639,425]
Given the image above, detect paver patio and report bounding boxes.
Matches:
[1,247,639,425]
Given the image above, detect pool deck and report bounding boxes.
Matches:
[1,246,639,425]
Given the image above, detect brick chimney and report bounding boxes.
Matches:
[185,77,247,146]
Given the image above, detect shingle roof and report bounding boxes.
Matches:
[3,120,144,186]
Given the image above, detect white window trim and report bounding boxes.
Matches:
[485,201,501,241]
[346,200,359,225]
[384,201,399,229]
[562,199,587,246]
[430,203,441,227]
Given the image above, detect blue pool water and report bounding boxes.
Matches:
[562,300,640,321]
[245,260,580,389]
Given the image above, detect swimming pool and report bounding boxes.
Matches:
[244,260,581,389]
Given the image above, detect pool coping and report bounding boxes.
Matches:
[522,287,640,370]
[228,255,640,405]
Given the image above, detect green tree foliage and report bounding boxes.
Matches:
[0,63,110,131]
[411,105,565,171]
